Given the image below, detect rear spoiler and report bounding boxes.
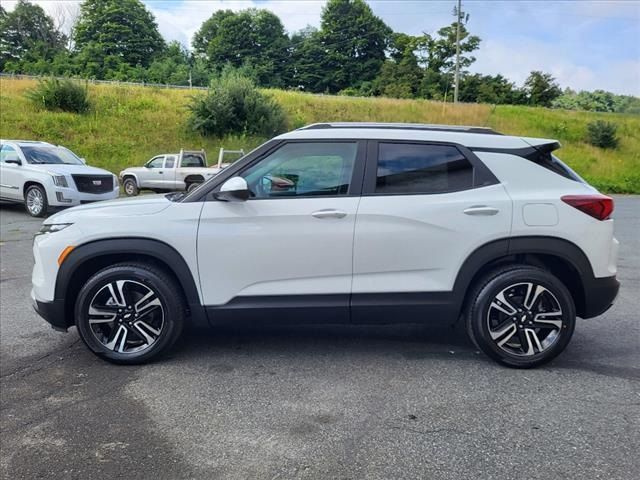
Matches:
[470,140,561,160]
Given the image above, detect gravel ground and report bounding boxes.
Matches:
[1,196,638,480]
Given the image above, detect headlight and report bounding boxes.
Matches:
[36,223,73,236]
[52,175,68,188]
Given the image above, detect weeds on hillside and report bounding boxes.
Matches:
[25,78,90,114]
[586,120,619,149]
[188,72,287,137]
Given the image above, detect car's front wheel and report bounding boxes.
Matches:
[466,266,576,368]
[24,184,48,217]
[75,263,184,364]
[122,177,139,196]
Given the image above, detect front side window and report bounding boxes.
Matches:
[0,145,19,163]
[241,142,357,198]
[147,157,164,168]
[376,143,474,194]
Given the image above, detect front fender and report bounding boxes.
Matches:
[55,237,206,327]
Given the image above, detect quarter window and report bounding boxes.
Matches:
[241,142,357,198]
[376,143,474,194]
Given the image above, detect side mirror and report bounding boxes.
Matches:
[80,158,87,165]
[215,176,249,202]
[5,158,21,166]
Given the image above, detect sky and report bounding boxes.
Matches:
[4,0,640,95]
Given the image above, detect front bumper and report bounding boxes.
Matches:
[31,290,68,332]
[48,187,119,207]
[582,275,620,319]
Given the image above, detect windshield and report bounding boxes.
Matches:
[21,145,84,165]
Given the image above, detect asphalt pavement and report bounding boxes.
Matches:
[1,197,638,480]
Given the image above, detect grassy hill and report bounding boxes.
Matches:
[1,78,638,193]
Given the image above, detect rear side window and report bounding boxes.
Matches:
[376,143,474,194]
[533,152,584,183]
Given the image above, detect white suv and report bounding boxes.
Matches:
[0,140,119,217]
[31,123,620,368]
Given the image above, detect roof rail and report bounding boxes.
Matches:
[298,122,503,135]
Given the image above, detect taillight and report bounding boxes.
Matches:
[561,194,614,221]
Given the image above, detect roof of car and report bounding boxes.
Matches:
[277,123,557,150]
[1,139,53,147]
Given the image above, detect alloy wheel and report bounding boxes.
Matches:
[26,188,44,215]
[88,279,165,354]
[487,282,564,356]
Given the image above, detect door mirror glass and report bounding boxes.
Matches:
[216,176,249,202]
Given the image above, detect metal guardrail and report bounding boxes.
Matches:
[0,72,208,91]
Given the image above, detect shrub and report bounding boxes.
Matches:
[25,78,91,113]
[187,71,287,137]
[586,120,619,149]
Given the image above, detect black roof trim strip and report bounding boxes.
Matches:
[301,123,503,136]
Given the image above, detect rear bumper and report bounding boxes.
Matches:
[31,290,68,332]
[582,275,620,319]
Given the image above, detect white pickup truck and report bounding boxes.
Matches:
[119,149,226,196]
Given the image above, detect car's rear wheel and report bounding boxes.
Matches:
[466,266,576,368]
[24,184,48,217]
[75,263,184,364]
[186,182,201,193]
[123,178,139,196]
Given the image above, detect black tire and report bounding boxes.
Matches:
[24,184,48,217]
[186,182,201,193]
[123,177,139,196]
[74,262,185,364]
[465,265,576,368]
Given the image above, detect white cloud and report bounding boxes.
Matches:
[472,38,640,96]
[146,1,326,48]
[2,0,82,33]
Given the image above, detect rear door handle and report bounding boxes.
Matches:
[463,205,499,216]
[311,209,347,219]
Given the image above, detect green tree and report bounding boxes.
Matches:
[523,71,562,107]
[372,33,423,98]
[315,0,392,93]
[289,26,326,91]
[73,0,165,68]
[419,11,480,99]
[192,9,290,88]
[458,73,518,104]
[0,0,66,71]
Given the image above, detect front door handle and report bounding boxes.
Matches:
[463,205,499,216]
[311,209,347,219]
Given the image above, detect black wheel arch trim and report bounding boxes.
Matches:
[452,235,616,319]
[55,237,206,327]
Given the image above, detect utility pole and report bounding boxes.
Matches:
[453,0,462,104]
